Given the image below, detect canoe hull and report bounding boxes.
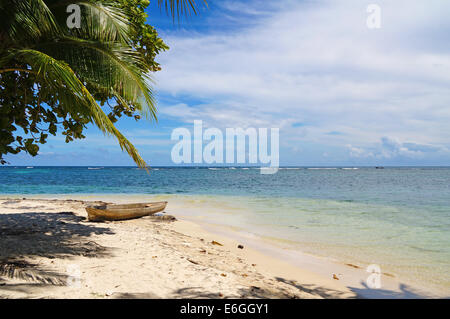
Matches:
[86,201,167,221]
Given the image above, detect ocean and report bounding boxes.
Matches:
[0,166,449,296]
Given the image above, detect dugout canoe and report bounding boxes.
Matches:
[86,201,168,221]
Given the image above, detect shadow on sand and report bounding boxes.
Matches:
[350,281,447,299]
[0,211,114,295]
[273,277,356,299]
[169,277,355,299]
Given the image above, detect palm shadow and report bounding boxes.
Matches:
[171,287,224,299]
[0,211,115,296]
[112,292,161,299]
[170,279,356,299]
[350,281,447,299]
[273,277,357,299]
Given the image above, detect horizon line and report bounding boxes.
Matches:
[2,165,450,168]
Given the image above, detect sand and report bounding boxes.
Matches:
[0,198,356,299]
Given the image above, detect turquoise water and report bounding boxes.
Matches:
[0,166,449,294]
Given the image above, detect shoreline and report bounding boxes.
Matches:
[0,195,444,299]
[0,197,354,299]
[175,215,439,299]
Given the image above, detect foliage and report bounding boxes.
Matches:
[0,0,205,166]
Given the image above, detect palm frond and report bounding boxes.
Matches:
[34,37,157,121]
[0,0,59,44]
[157,0,208,21]
[9,49,148,168]
[0,0,195,168]
[48,0,132,44]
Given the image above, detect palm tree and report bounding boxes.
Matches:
[0,0,204,168]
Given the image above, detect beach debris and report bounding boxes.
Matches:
[148,214,177,222]
[182,242,191,247]
[237,245,244,249]
[211,240,223,246]
[188,259,199,265]
[105,291,114,297]
[1,199,21,205]
[333,274,339,280]
[199,249,207,253]
[252,264,256,267]
[345,263,360,269]
[152,256,157,258]
[218,293,223,297]
[220,273,227,277]
[242,274,248,277]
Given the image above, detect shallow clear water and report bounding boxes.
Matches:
[0,166,449,294]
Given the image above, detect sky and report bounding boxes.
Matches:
[5,0,450,166]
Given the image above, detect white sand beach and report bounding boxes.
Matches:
[0,197,357,299]
[0,197,439,299]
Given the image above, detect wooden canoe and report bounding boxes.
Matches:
[86,201,167,222]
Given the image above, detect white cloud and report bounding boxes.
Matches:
[152,0,450,163]
[347,137,449,159]
[347,144,373,158]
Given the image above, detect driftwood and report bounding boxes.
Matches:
[146,214,177,222]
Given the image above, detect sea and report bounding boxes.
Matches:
[0,166,449,296]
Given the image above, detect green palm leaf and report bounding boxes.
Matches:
[48,0,132,44]
[0,0,59,45]
[157,0,208,21]
[1,0,207,168]
[9,49,147,168]
[34,37,157,121]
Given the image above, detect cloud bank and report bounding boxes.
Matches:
[154,0,450,164]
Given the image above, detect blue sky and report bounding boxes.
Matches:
[6,0,450,166]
